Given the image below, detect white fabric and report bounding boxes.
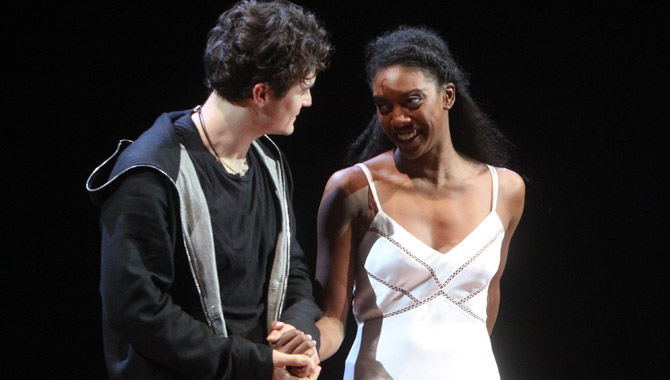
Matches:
[345,164,505,380]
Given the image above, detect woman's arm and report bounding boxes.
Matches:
[486,169,526,335]
[315,167,368,359]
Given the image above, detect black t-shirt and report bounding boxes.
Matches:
[174,113,278,344]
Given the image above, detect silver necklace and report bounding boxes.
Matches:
[194,105,248,175]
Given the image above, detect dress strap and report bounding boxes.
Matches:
[486,164,499,212]
[356,163,383,212]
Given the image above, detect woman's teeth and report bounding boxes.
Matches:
[397,130,417,141]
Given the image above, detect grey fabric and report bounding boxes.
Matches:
[175,144,227,337]
[252,138,290,329]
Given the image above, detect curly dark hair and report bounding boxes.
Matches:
[204,0,332,102]
[345,26,513,168]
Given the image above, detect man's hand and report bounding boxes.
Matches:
[272,350,321,380]
[268,321,320,379]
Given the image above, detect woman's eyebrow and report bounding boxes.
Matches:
[372,88,424,100]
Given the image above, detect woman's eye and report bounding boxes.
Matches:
[376,103,391,114]
[407,96,423,107]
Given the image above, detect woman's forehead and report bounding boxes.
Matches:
[373,66,437,92]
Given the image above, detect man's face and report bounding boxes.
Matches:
[262,76,316,136]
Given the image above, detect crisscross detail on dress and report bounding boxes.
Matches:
[363,228,503,323]
[356,163,503,323]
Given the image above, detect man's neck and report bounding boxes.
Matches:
[191,92,261,161]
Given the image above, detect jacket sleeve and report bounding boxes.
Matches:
[278,162,322,347]
[99,170,273,380]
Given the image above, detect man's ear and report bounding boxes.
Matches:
[252,83,271,105]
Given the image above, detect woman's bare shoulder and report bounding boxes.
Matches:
[495,167,526,218]
[497,168,525,193]
[324,165,368,196]
[326,151,395,192]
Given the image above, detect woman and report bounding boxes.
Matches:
[316,26,525,379]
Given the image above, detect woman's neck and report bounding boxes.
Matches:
[394,144,480,187]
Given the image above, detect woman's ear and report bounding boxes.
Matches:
[443,83,456,110]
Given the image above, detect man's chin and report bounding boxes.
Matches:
[280,125,296,136]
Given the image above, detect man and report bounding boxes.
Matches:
[86,1,332,379]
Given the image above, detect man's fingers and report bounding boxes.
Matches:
[267,330,282,343]
[288,360,316,379]
[267,321,294,343]
[307,365,322,380]
[272,350,310,368]
[287,348,319,379]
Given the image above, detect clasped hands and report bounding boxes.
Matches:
[267,321,321,380]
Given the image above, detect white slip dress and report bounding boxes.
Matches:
[343,163,504,380]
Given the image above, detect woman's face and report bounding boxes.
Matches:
[372,65,455,159]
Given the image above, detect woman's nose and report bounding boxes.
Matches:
[390,109,411,127]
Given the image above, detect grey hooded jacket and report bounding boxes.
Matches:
[87,110,320,380]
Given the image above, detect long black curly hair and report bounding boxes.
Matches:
[345,26,513,168]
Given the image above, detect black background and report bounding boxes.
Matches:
[8,1,666,379]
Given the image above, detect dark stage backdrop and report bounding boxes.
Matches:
[8,1,665,379]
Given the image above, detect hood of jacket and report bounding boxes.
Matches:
[86,109,290,337]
